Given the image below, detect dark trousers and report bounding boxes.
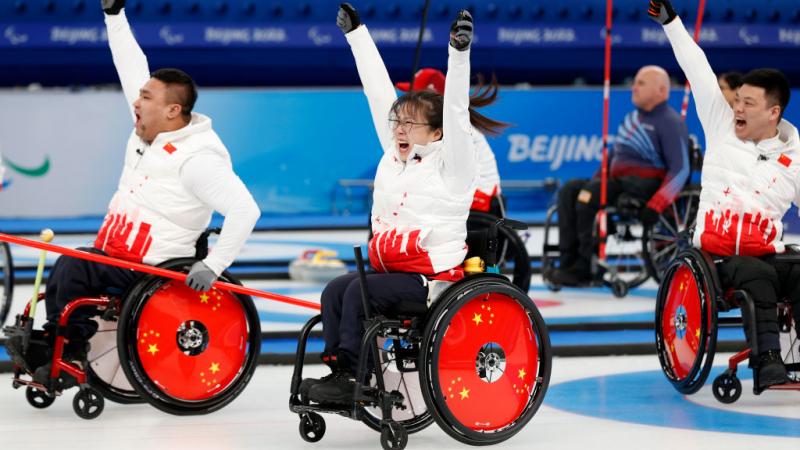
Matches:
[718,255,800,354]
[556,176,661,269]
[321,271,427,372]
[44,247,138,341]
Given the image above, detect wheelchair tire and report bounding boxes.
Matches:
[655,248,718,395]
[73,387,104,420]
[361,336,434,434]
[117,258,261,415]
[643,187,700,283]
[712,370,742,404]
[467,212,531,293]
[419,275,551,445]
[26,386,55,409]
[87,319,143,405]
[0,241,14,327]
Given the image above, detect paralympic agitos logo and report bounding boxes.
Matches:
[1,155,51,190]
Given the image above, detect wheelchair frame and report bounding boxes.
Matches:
[541,186,701,298]
[290,224,551,450]
[656,247,800,403]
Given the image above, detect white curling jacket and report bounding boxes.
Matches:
[664,17,800,256]
[97,11,259,274]
[346,25,477,277]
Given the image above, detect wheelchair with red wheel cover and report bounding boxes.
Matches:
[656,246,800,403]
[290,218,551,450]
[3,229,261,419]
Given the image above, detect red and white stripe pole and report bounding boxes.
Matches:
[598,0,614,262]
[0,232,321,311]
[680,0,707,119]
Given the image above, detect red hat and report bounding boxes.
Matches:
[395,68,446,94]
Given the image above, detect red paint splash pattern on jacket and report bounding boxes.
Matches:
[369,228,464,281]
[94,213,153,263]
[700,209,777,257]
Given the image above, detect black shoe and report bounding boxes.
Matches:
[298,372,336,400]
[4,333,52,374]
[31,340,89,390]
[308,370,357,405]
[548,266,592,287]
[756,350,790,389]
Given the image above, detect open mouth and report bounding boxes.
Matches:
[135,113,141,127]
[735,118,746,130]
[398,142,410,153]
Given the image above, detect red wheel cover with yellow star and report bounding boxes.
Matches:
[133,281,250,401]
[655,249,718,395]
[434,291,541,432]
[660,263,704,381]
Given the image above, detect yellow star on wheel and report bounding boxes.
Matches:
[472,313,483,326]
[210,362,220,374]
[695,328,701,338]
[199,293,209,304]
[459,387,470,400]
[147,344,159,356]
[518,368,527,380]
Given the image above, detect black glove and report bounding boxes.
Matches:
[185,261,218,292]
[639,206,661,226]
[336,3,361,34]
[101,0,125,15]
[449,10,473,51]
[647,0,677,25]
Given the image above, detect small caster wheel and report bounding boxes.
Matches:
[380,423,408,450]
[712,371,742,404]
[73,387,104,420]
[299,412,326,443]
[26,387,55,409]
[611,279,628,298]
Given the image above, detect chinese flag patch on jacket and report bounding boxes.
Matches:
[778,153,792,167]
[163,142,177,154]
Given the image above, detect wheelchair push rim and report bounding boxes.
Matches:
[655,251,717,395]
[421,277,551,445]
[118,260,261,415]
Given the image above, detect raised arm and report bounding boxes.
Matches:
[648,1,732,142]
[442,11,476,193]
[103,1,150,122]
[340,4,397,153]
[180,154,260,276]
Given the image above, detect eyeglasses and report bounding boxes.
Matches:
[388,118,431,133]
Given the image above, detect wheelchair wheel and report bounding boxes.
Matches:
[600,215,649,290]
[26,386,55,409]
[361,336,433,434]
[643,187,700,283]
[419,275,551,445]
[655,249,718,395]
[87,318,143,404]
[0,241,14,327]
[712,370,742,404]
[467,212,531,293]
[117,258,261,415]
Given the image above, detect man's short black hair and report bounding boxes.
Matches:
[741,68,791,120]
[151,68,198,120]
[719,71,743,90]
